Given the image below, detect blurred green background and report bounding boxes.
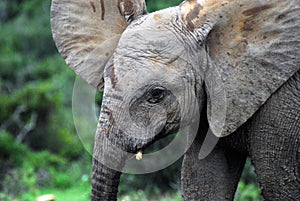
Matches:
[0,0,261,200]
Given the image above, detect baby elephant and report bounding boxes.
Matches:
[51,0,300,200]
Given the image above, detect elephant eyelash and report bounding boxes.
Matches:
[147,87,166,104]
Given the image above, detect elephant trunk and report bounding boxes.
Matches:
[91,159,121,201]
[91,106,128,201]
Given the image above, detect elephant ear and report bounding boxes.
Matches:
[51,0,147,90]
[180,0,300,137]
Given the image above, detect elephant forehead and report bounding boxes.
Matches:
[105,61,183,92]
[117,30,184,56]
[111,43,187,79]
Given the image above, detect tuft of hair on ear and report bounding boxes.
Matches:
[118,0,147,24]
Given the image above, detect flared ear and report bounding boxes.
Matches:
[51,0,147,91]
[180,0,300,137]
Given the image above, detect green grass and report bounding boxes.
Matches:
[119,192,181,201]
[12,184,260,201]
[19,183,259,201]
[39,184,91,201]
[16,184,181,201]
[16,185,181,201]
[10,184,91,201]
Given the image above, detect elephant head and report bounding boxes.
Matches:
[51,0,300,200]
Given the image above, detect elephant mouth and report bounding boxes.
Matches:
[105,130,154,155]
[134,121,180,154]
[112,129,177,156]
[137,131,179,155]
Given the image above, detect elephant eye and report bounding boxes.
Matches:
[147,87,166,104]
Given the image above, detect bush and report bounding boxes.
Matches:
[236,182,261,201]
[1,167,38,200]
[51,172,72,189]
[0,0,79,156]
[146,0,183,12]
[0,132,71,198]
[235,159,261,201]
[0,132,29,167]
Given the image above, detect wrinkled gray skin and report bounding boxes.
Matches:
[181,71,300,201]
[91,5,300,201]
[92,8,206,200]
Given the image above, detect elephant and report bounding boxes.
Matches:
[51,0,300,200]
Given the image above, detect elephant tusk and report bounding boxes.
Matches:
[135,151,143,161]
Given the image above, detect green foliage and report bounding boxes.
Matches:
[1,167,38,200]
[0,132,91,200]
[236,182,261,201]
[0,132,67,199]
[0,132,29,167]
[0,0,92,198]
[51,172,72,189]
[0,0,80,156]
[235,159,261,201]
[146,0,184,12]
